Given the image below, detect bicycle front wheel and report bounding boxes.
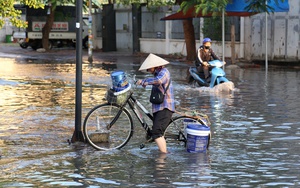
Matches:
[83,103,134,150]
[164,116,204,147]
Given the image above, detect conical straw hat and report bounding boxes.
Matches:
[139,53,170,71]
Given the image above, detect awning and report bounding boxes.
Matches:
[161,0,289,20]
[226,0,289,13]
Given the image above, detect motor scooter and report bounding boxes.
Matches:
[188,60,229,88]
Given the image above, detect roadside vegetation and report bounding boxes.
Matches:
[1,0,286,60]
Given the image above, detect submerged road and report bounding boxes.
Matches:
[1,43,300,187]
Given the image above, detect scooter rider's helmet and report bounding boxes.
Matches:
[203,38,211,44]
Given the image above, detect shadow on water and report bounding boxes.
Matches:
[1,57,300,187]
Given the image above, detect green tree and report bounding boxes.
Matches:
[245,0,287,13]
[41,0,75,51]
[1,0,78,51]
[0,0,44,28]
[202,17,224,41]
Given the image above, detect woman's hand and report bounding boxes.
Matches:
[203,61,209,66]
[136,79,142,85]
[136,79,146,88]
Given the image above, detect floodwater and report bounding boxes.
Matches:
[1,55,300,187]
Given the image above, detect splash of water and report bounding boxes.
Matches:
[177,81,237,93]
[200,81,236,93]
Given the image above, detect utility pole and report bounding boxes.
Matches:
[72,0,84,142]
[88,0,93,64]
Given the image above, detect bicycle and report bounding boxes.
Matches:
[83,81,210,151]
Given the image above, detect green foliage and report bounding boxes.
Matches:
[180,0,287,17]
[0,0,77,29]
[0,0,44,28]
[202,16,230,41]
[114,0,175,13]
[115,0,174,7]
[203,17,221,41]
[245,0,287,13]
[195,0,228,16]
[48,0,76,9]
[180,0,230,17]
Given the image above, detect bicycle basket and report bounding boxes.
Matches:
[105,84,131,105]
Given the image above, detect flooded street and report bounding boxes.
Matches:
[1,49,300,187]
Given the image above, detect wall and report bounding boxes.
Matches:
[92,5,243,59]
[92,5,200,52]
[115,5,132,51]
[244,0,300,61]
[139,1,300,61]
[140,38,243,59]
[0,27,6,42]
[92,10,102,50]
[2,1,298,61]
[0,18,14,43]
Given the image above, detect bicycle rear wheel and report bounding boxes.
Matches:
[164,116,204,147]
[83,103,134,150]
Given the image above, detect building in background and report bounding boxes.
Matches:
[2,0,299,62]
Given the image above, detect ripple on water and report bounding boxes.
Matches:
[264,182,297,186]
[271,136,300,141]
[1,58,300,187]
[49,181,84,186]
[0,78,20,86]
[87,177,120,185]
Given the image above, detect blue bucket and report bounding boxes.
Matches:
[183,118,198,139]
[111,71,129,92]
[186,123,210,153]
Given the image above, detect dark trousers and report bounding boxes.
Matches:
[152,109,173,140]
[197,65,211,79]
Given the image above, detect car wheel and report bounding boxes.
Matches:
[20,42,28,49]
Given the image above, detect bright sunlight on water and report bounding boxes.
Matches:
[1,56,300,187]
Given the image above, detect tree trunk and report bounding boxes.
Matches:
[231,24,236,64]
[42,7,55,51]
[183,19,196,61]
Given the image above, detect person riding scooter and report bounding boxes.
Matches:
[188,38,227,87]
[195,38,222,83]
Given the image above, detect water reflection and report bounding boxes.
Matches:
[1,57,300,187]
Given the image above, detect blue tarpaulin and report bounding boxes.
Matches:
[226,0,289,13]
[161,0,289,20]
